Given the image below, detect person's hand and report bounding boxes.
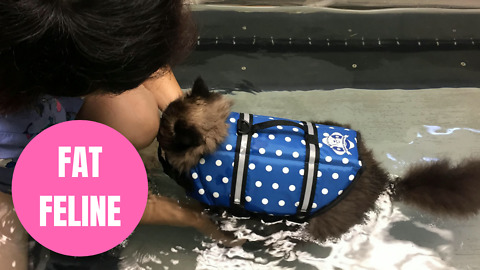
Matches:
[140,195,245,247]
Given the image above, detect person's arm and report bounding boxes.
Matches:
[76,85,159,149]
[77,71,243,245]
[141,194,245,247]
[142,68,183,111]
[76,69,183,149]
[139,73,246,244]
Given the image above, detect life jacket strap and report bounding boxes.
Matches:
[231,113,253,207]
[233,116,320,215]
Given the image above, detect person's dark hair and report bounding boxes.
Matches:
[0,0,197,113]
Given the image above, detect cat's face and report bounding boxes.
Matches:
[158,77,233,172]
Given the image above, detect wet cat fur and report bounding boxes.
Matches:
[158,77,480,240]
[158,78,233,173]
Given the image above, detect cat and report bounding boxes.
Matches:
[157,77,480,240]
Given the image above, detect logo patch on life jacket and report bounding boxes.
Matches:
[322,132,356,156]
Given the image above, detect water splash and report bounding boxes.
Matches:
[424,125,480,136]
[189,194,456,270]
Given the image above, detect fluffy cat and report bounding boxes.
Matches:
[157,77,480,240]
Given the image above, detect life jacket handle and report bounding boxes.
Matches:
[238,119,317,145]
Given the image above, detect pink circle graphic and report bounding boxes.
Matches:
[12,120,148,256]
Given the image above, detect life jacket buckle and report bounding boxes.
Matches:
[237,118,251,135]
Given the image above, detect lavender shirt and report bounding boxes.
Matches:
[0,96,83,193]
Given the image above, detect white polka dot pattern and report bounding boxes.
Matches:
[188,112,361,217]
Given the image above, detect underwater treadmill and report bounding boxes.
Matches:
[174,6,480,91]
[32,4,480,270]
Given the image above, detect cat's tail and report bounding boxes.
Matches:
[391,159,480,217]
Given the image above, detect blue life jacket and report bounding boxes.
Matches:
[163,112,363,219]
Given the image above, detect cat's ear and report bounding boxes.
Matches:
[172,119,204,151]
[191,77,210,98]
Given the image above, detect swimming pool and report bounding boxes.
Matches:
[122,87,480,270]
[31,1,480,269]
[119,2,480,269]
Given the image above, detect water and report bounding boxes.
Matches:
[96,4,480,268]
[121,88,480,270]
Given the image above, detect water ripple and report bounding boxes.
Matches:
[424,125,480,135]
[187,194,456,270]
